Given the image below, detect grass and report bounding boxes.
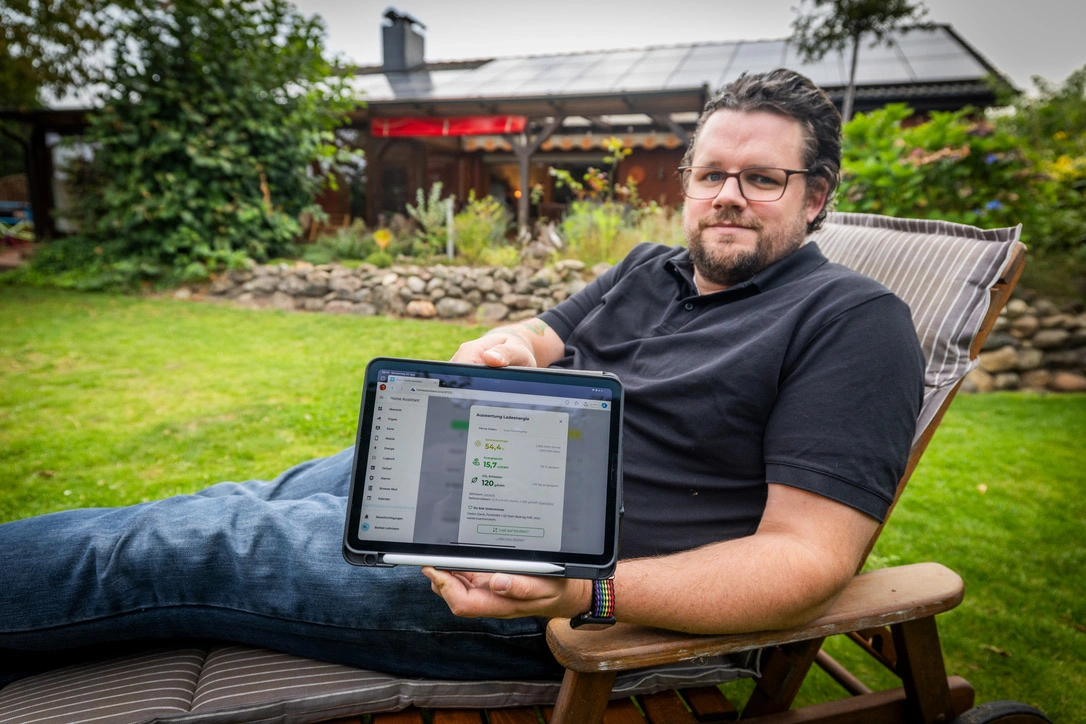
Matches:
[1,285,1083,720]
[0,285,485,520]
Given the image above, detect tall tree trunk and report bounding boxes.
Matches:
[843,31,861,123]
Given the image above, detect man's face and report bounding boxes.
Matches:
[682,110,827,292]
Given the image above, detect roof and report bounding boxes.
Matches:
[351,24,1009,117]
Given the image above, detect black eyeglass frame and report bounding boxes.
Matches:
[677,166,810,202]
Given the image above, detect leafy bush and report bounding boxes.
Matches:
[33,0,355,289]
[452,192,512,265]
[838,104,1032,230]
[839,92,1086,266]
[404,182,453,259]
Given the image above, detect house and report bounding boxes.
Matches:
[0,9,1012,241]
[338,10,1012,233]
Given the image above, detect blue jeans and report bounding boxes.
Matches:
[0,448,559,680]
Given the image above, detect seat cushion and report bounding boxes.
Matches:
[810,212,1021,439]
[0,644,759,723]
[0,647,204,724]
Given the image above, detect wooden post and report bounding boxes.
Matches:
[508,117,563,237]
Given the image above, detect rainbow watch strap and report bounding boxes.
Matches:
[592,577,615,618]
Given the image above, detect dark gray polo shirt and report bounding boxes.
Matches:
[539,242,925,560]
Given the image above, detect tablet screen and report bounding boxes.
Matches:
[343,358,622,578]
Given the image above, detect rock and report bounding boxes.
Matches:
[555,259,586,273]
[1032,298,1059,316]
[330,276,363,293]
[1044,349,1084,369]
[229,270,254,283]
[1031,329,1071,350]
[270,291,297,310]
[302,298,326,312]
[964,368,994,393]
[426,277,444,292]
[406,275,427,294]
[1041,314,1077,330]
[279,275,307,295]
[978,346,1018,373]
[565,279,588,297]
[430,287,446,300]
[507,309,538,322]
[476,302,510,325]
[1009,315,1039,338]
[992,372,1020,391]
[1004,298,1031,317]
[529,268,558,288]
[1016,348,1044,371]
[246,276,280,295]
[980,332,1017,352]
[398,286,416,301]
[1050,371,1086,392]
[406,300,438,318]
[173,288,192,300]
[208,278,233,295]
[350,303,378,316]
[590,262,613,279]
[325,300,354,314]
[436,297,475,318]
[992,315,1011,332]
[352,288,373,303]
[475,274,495,293]
[381,273,399,286]
[1020,369,1053,390]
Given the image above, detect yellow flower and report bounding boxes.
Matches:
[373,229,391,250]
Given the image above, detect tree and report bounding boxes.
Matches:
[791,0,929,122]
[38,0,357,287]
[0,0,137,108]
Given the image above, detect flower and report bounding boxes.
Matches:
[985,200,1004,211]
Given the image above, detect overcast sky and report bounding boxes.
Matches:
[291,0,1084,95]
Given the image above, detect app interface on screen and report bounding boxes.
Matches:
[356,370,612,556]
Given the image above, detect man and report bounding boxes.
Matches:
[0,69,923,682]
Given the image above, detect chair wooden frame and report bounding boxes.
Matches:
[536,242,1027,724]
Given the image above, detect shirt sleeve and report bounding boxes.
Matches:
[762,293,926,521]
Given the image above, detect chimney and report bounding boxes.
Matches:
[382,7,426,72]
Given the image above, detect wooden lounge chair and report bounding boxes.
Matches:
[0,213,1050,724]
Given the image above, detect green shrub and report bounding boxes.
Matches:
[404,182,453,259]
[452,193,512,264]
[363,251,394,268]
[838,104,1032,229]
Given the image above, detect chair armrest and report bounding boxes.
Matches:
[546,562,963,673]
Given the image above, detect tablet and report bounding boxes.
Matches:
[343,357,623,579]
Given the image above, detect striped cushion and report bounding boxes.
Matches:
[185,645,754,721]
[0,647,204,724]
[810,212,1021,440]
[0,644,756,723]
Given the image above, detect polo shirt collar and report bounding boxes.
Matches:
[666,241,829,298]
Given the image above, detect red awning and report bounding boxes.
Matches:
[372,115,527,137]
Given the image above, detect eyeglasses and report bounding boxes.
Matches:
[678,166,809,202]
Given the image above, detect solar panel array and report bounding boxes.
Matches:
[351,26,993,103]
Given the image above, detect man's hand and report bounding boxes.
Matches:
[451,319,565,369]
[423,568,590,620]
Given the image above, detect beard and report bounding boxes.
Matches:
[685,208,808,289]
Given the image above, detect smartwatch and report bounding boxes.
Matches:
[570,577,616,630]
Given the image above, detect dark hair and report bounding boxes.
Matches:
[682,68,841,232]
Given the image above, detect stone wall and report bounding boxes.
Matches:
[965,293,1086,393]
[197,259,604,328]
[193,261,1086,393]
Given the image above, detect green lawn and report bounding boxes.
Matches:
[1,285,1083,720]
